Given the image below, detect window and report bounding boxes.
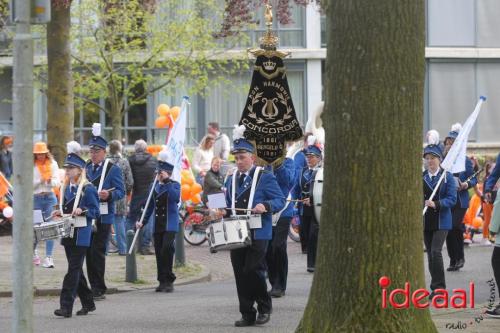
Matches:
[427,0,475,46]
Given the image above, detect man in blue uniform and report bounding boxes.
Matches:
[225,136,285,327]
[443,129,477,271]
[294,144,322,272]
[85,124,125,299]
[484,152,500,202]
[265,157,295,298]
[136,157,181,293]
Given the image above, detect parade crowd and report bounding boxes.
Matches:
[423,125,500,318]
[0,121,324,327]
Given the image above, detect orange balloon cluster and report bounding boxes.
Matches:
[146,145,163,156]
[154,104,181,129]
[180,169,202,204]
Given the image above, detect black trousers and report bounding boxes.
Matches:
[299,213,310,253]
[60,245,94,312]
[230,239,271,321]
[446,207,467,265]
[492,247,500,299]
[86,219,111,293]
[301,214,319,269]
[266,217,291,292]
[424,230,448,291]
[153,231,176,283]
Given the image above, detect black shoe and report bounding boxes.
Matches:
[156,282,167,292]
[307,267,315,273]
[455,259,465,269]
[256,313,271,325]
[270,289,285,298]
[54,308,72,318]
[447,265,458,272]
[92,291,106,300]
[163,282,174,293]
[485,304,500,318]
[76,305,96,316]
[234,317,255,327]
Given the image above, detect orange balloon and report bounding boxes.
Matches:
[155,116,171,128]
[191,183,202,195]
[181,184,191,201]
[169,106,181,121]
[191,193,201,204]
[184,176,194,186]
[156,104,170,116]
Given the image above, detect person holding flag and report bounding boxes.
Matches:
[443,124,477,272]
[135,150,181,293]
[423,144,457,300]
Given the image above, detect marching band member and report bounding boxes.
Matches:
[443,125,477,271]
[224,126,285,327]
[136,152,180,293]
[423,144,457,300]
[53,153,100,318]
[265,157,295,298]
[85,123,125,300]
[293,139,322,272]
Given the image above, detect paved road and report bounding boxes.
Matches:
[1,237,499,332]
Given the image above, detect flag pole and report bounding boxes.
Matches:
[422,96,486,216]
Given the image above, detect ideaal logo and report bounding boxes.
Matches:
[379,276,474,309]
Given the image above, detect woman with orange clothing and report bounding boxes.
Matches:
[33,142,60,268]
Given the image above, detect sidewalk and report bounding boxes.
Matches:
[433,305,499,333]
[0,236,210,297]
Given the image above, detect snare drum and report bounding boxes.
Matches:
[33,217,72,242]
[310,167,323,223]
[206,217,251,253]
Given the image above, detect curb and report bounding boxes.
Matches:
[0,263,211,298]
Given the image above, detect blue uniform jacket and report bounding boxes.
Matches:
[85,161,125,224]
[485,153,500,193]
[225,166,286,240]
[292,166,320,215]
[143,181,181,233]
[268,158,295,218]
[423,170,457,230]
[454,157,477,209]
[62,184,100,247]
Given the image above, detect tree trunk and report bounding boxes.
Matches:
[108,83,123,141]
[296,1,434,332]
[46,2,73,165]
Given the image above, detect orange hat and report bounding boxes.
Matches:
[33,142,49,154]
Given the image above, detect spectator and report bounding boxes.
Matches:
[202,157,225,204]
[33,142,60,268]
[127,139,157,255]
[0,136,13,179]
[482,161,498,245]
[208,122,230,161]
[192,134,215,185]
[108,140,134,255]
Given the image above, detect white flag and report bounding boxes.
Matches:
[164,96,190,183]
[441,96,486,174]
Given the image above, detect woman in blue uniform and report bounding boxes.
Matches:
[53,153,100,318]
[423,144,457,299]
[136,158,180,293]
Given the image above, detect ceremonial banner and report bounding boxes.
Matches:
[239,3,302,166]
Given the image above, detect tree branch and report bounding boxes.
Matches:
[74,94,107,113]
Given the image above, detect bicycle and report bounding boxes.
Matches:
[182,204,213,246]
[288,214,300,242]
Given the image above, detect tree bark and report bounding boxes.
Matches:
[108,82,124,141]
[47,2,73,165]
[296,1,434,332]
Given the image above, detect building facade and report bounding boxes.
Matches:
[0,1,499,149]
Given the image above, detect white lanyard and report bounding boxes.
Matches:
[59,177,85,214]
[97,159,110,192]
[231,166,261,216]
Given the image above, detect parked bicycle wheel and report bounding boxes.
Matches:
[184,211,208,245]
[288,214,300,242]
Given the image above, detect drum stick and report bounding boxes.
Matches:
[128,177,159,255]
[287,199,304,202]
[233,207,268,213]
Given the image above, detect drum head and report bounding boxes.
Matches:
[311,168,323,223]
